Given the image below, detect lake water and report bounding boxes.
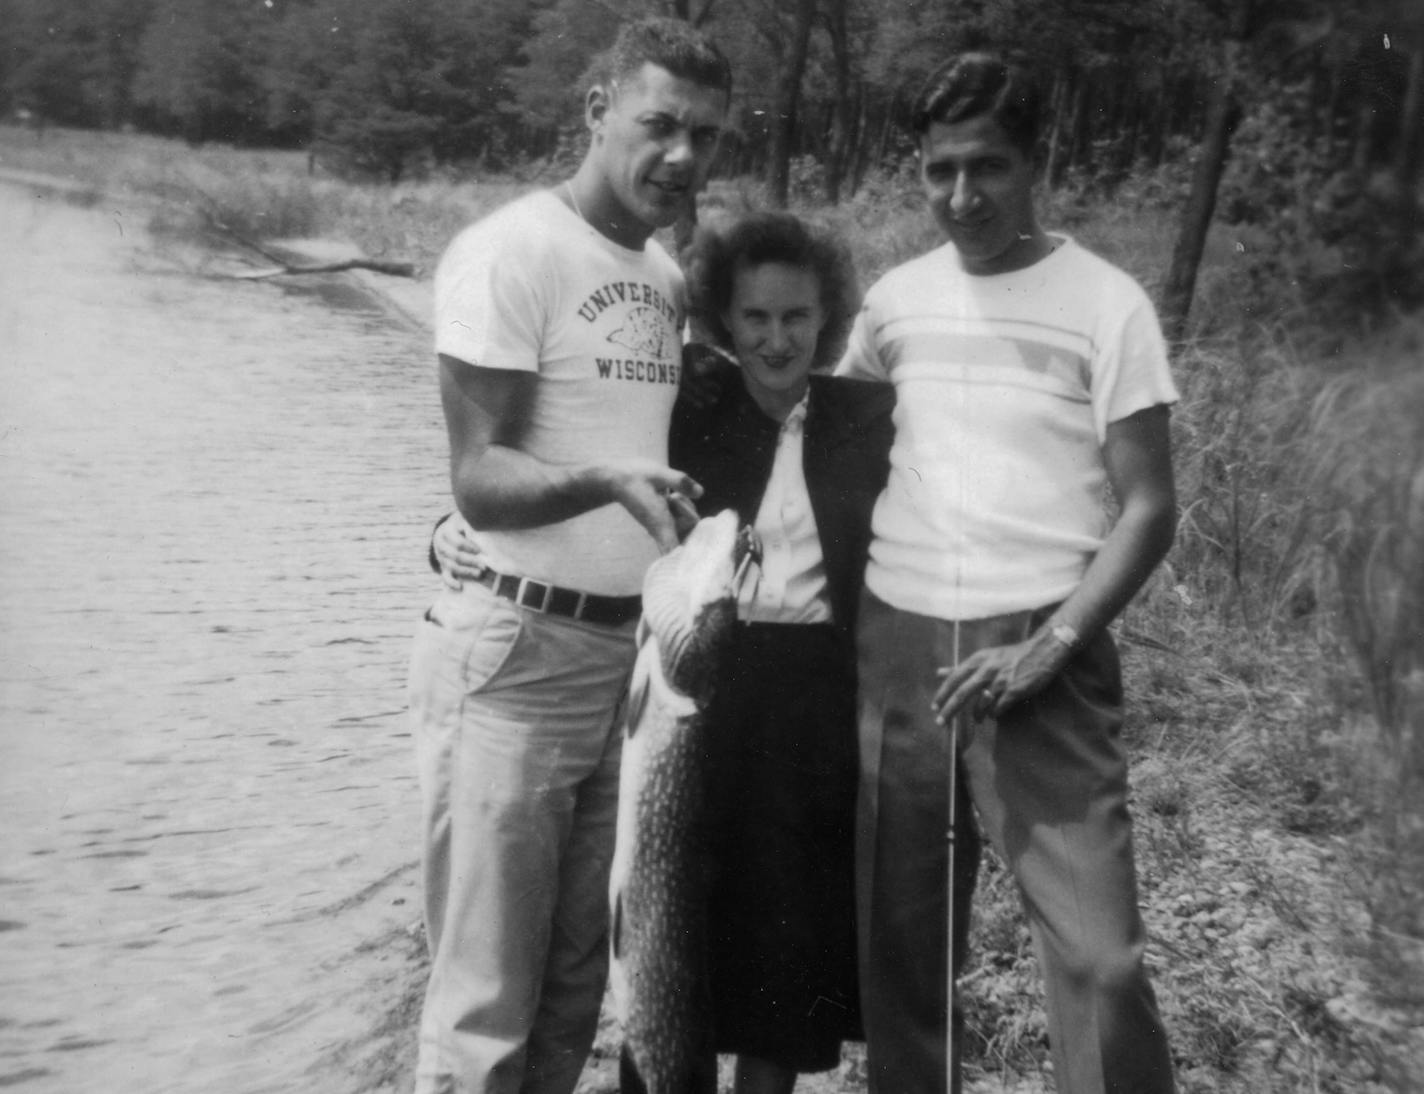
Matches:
[0,184,450,1093]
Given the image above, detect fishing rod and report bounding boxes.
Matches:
[946,616,961,1094]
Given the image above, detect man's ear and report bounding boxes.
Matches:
[586,84,610,134]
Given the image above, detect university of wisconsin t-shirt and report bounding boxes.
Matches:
[434,191,685,596]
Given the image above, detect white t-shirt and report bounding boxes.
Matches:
[434,191,685,596]
[836,236,1179,620]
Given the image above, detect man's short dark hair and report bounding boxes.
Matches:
[685,211,859,373]
[597,17,732,98]
[909,52,1043,154]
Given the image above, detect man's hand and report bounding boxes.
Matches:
[431,515,489,590]
[666,490,701,542]
[442,358,703,552]
[603,460,704,553]
[935,405,1176,729]
[678,343,734,410]
[932,629,1073,725]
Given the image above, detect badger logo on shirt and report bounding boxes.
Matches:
[609,306,672,360]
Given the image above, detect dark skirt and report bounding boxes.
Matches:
[702,621,863,1072]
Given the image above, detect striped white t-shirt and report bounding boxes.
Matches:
[835,236,1178,620]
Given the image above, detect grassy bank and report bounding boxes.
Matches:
[10,124,1418,1092]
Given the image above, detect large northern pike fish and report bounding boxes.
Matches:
[610,510,755,1094]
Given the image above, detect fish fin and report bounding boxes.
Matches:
[608,892,628,1024]
[626,651,651,736]
[611,892,623,961]
[619,1046,651,1094]
[625,627,697,736]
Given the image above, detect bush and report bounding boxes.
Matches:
[1218,83,1424,337]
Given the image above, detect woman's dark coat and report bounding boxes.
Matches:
[669,362,895,639]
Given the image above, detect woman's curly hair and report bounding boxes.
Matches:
[683,211,860,373]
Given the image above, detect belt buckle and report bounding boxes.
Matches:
[516,577,553,613]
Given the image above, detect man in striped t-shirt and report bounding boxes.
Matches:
[837,51,1179,1094]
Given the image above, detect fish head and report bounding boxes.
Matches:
[639,510,755,701]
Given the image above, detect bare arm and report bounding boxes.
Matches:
[933,404,1176,722]
[440,354,701,554]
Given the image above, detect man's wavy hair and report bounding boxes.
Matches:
[909,51,1043,155]
[594,17,732,98]
[685,211,860,374]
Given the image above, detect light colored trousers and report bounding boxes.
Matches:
[856,591,1176,1094]
[410,583,636,1094]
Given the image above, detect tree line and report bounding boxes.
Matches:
[2,0,1420,332]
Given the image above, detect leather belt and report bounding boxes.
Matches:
[474,569,642,627]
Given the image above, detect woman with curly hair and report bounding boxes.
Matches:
[675,210,978,1094]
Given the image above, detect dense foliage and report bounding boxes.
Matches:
[1,0,1419,329]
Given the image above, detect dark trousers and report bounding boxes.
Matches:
[855,591,1175,1094]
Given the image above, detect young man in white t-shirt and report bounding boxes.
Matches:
[409,20,729,1094]
[836,52,1179,1094]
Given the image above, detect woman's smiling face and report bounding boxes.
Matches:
[722,261,827,412]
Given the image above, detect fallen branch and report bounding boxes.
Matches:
[171,175,418,281]
[231,258,417,280]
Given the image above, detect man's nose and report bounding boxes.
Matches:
[949,173,977,215]
[663,130,693,166]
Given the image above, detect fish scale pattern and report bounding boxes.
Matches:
[612,514,741,1094]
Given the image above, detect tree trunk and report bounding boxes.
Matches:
[821,0,851,205]
[1394,47,1424,190]
[1042,69,1068,188]
[767,0,816,208]
[1142,83,1165,168]
[1108,71,1139,190]
[849,91,874,194]
[874,96,894,168]
[1161,34,1244,341]
[1353,96,1377,172]
[1321,59,1345,165]
[1056,73,1089,185]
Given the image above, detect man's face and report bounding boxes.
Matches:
[588,62,727,237]
[919,112,1042,276]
